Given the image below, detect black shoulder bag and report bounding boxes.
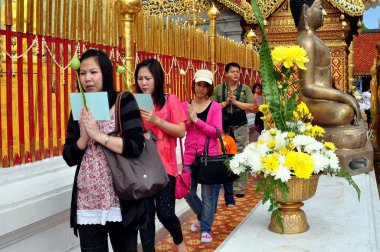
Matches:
[190,128,238,184]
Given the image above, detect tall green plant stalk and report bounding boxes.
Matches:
[70,55,88,109]
[180,69,189,100]
[250,0,285,131]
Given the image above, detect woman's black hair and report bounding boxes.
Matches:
[290,0,315,27]
[79,49,117,108]
[135,58,166,110]
[222,116,235,140]
[252,83,262,93]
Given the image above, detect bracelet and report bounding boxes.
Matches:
[104,135,110,147]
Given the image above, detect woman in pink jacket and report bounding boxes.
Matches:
[181,69,222,243]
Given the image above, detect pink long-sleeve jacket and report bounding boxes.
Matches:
[181,100,223,166]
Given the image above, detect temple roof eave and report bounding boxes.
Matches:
[214,0,366,24]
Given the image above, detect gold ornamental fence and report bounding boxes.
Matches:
[0,0,259,167]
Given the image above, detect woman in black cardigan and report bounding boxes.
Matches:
[62,49,146,252]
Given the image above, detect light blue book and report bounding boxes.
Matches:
[134,93,154,111]
[69,92,110,121]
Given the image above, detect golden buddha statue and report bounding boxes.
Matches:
[290,0,372,173]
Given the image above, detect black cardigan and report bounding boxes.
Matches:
[62,91,147,235]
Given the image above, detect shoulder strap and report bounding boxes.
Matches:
[222,83,227,101]
[115,92,124,136]
[203,128,227,156]
[235,83,243,101]
[116,91,147,135]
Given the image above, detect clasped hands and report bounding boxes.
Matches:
[224,90,236,106]
[186,104,198,124]
[79,108,100,143]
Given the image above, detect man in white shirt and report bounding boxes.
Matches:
[362,86,372,130]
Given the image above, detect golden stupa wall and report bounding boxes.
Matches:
[262,0,352,92]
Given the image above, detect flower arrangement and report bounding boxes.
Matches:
[228,0,360,231]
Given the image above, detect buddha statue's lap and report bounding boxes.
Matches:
[303,97,353,126]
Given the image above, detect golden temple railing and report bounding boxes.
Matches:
[0,0,259,167]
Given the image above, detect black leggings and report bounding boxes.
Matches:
[140,175,184,251]
[77,222,138,252]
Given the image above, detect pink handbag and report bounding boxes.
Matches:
[175,168,191,199]
[175,139,192,199]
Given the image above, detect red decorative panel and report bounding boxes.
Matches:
[331,49,346,92]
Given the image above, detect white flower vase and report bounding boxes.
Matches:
[268,173,321,234]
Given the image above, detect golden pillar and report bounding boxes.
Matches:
[120,0,142,90]
[374,35,380,151]
[348,41,354,91]
[208,5,220,74]
[245,29,256,68]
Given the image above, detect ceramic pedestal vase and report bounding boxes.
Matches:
[268,173,321,234]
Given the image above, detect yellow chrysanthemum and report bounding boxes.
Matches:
[324,142,337,151]
[293,111,300,120]
[271,45,309,70]
[257,140,266,145]
[296,102,310,118]
[261,116,267,120]
[288,142,294,149]
[291,45,309,70]
[262,154,279,174]
[279,147,289,155]
[269,129,277,135]
[259,104,269,113]
[271,46,287,66]
[287,132,295,138]
[268,139,276,148]
[284,151,314,179]
[306,125,325,137]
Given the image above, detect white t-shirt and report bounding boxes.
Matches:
[362,91,371,110]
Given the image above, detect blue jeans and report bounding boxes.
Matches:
[214,183,235,212]
[184,165,216,233]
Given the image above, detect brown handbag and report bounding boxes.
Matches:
[102,92,169,200]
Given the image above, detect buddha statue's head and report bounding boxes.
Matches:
[290,0,327,31]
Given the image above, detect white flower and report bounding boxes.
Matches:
[326,150,340,171]
[258,130,273,143]
[311,152,329,173]
[274,131,288,150]
[246,152,262,173]
[296,121,307,133]
[304,141,324,154]
[293,135,315,147]
[256,141,272,156]
[230,151,254,175]
[244,142,257,152]
[274,164,292,182]
[240,143,263,173]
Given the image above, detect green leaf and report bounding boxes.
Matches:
[251,0,285,131]
[336,168,361,200]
